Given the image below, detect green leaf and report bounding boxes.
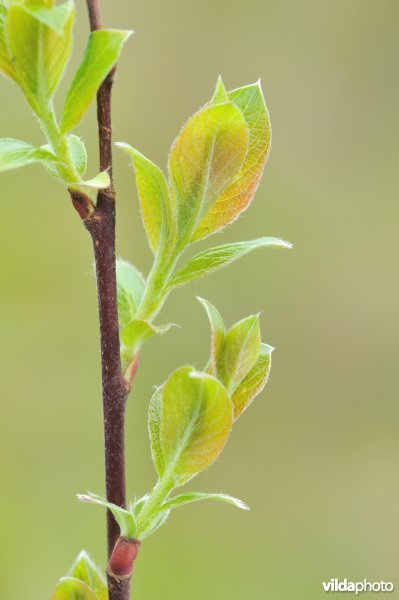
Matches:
[116,259,146,330]
[210,75,228,104]
[197,297,225,376]
[75,171,110,189]
[169,102,249,244]
[168,237,292,289]
[68,135,87,177]
[149,366,233,485]
[0,4,16,81]
[116,143,176,255]
[77,493,137,539]
[121,319,173,360]
[193,81,272,241]
[7,1,75,113]
[0,138,56,171]
[51,577,98,600]
[160,492,249,512]
[69,551,108,600]
[232,343,273,420]
[148,386,164,476]
[217,314,261,394]
[23,1,73,35]
[61,29,132,133]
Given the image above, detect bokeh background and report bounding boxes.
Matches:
[1,1,398,598]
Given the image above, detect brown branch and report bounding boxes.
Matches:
[72,2,136,599]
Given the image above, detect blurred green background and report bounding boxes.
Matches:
[1,0,399,598]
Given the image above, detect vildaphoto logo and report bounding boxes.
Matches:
[323,579,394,594]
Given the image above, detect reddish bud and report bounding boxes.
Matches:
[108,537,141,580]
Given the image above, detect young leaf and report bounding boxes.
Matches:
[116,143,176,254]
[197,297,225,375]
[193,81,271,241]
[23,1,74,35]
[169,102,248,243]
[116,258,146,330]
[51,577,98,600]
[232,343,273,420]
[61,29,132,133]
[68,135,87,177]
[160,491,249,512]
[149,366,233,485]
[217,314,261,394]
[77,493,137,539]
[168,237,292,289]
[210,75,228,105]
[7,1,75,113]
[148,386,165,477]
[0,4,16,81]
[0,138,56,171]
[121,320,173,366]
[75,171,110,190]
[69,551,108,600]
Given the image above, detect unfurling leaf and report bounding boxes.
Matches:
[61,29,132,133]
[51,577,98,600]
[68,551,108,600]
[160,492,249,512]
[116,259,146,330]
[197,297,225,375]
[168,237,292,289]
[0,138,56,171]
[232,343,273,419]
[75,171,110,190]
[121,320,173,370]
[217,314,261,394]
[68,135,87,177]
[77,493,137,539]
[6,1,75,113]
[116,143,176,254]
[193,81,271,241]
[169,102,249,244]
[149,366,233,485]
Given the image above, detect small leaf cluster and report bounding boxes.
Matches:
[79,296,273,540]
[0,0,131,195]
[78,77,291,545]
[51,551,108,600]
[114,77,290,378]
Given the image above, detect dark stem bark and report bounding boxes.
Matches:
[71,1,134,599]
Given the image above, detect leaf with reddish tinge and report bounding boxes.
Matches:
[193,81,271,241]
[232,343,273,419]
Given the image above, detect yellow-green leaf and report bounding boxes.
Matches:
[77,495,136,541]
[116,258,146,330]
[116,143,176,254]
[193,81,271,241]
[210,75,228,104]
[217,314,261,394]
[61,29,132,133]
[197,297,225,376]
[232,343,273,419]
[149,366,233,485]
[68,551,108,600]
[7,1,75,113]
[51,577,98,600]
[169,102,248,244]
[0,138,56,171]
[0,3,16,81]
[168,237,292,289]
